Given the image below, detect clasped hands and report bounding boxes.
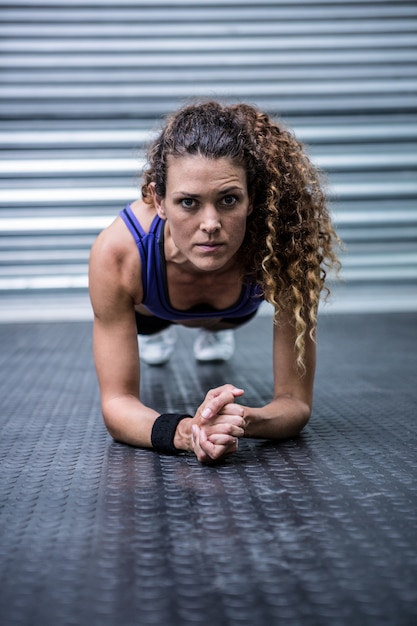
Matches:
[190,384,246,463]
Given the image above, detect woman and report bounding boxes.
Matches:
[89,101,340,463]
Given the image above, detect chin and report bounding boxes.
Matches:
[191,257,228,273]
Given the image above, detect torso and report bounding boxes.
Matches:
[165,259,244,311]
[128,198,247,315]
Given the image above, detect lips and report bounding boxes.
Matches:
[195,242,224,252]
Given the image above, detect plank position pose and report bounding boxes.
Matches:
[89,101,340,463]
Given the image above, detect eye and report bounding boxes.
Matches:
[222,195,237,207]
[181,197,197,209]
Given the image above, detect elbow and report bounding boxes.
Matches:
[297,402,312,434]
[100,394,151,448]
[101,402,124,442]
[284,399,312,438]
[102,412,119,441]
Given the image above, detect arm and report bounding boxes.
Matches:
[197,310,316,450]
[242,311,316,439]
[192,313,315,459]
[89,227,158,447]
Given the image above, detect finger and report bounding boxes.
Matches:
[193,425,231,463]
[204,420,245,438]
[207,433,239,446]
[204,384,244,404]
[203,411,246,433]
[201,386,244,420]
[194,425,218,461]
[217,403,245,417]
[199,428,238,461]
[191,424,203,454]
[192,425,212,463]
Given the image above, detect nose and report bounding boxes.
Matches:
[200,205,221,234]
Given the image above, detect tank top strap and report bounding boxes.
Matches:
[119,205,146,243]
[148,214,164,236]
[119,204,163,242]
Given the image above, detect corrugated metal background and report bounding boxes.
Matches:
[1,0,416,319]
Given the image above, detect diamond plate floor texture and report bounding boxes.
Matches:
[0,313,416,626]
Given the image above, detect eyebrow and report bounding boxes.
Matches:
[174,191,200,198]
[173,186,244,197]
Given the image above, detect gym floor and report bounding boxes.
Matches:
[0,312,416,626]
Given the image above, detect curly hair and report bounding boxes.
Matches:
[141,101,340,369]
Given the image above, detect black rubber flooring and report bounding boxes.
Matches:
[0,313,416,626]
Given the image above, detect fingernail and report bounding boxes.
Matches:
[202,408,212,419]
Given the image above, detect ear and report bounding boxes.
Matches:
[149,182,167,220]
[247,195,255,218]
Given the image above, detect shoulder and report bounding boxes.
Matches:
[89,202,155,317]
[91,199,157,271]
[90,214,132,279]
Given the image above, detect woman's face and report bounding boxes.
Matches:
[152,154,253,273]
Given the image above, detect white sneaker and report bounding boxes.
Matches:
[193,329,235,362]
[139,326,177,365]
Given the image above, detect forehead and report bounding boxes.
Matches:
[165,154,247,189]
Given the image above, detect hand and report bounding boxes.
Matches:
[191,384,246,463]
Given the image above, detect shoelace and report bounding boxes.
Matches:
[143,333,167,345]
[200,332,221,346]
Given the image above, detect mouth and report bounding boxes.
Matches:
[195,242,224,253]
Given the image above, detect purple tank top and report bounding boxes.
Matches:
[119,204,263,321]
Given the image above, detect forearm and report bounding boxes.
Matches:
[101,393,195,452]
[102,394,159,448]
[242,395,312,440]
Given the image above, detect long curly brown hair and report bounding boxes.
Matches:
[141,101,340,369]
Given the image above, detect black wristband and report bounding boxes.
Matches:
[151,413,191,454]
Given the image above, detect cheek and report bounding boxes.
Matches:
[168,216,196,245]
[228,215,248,241]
